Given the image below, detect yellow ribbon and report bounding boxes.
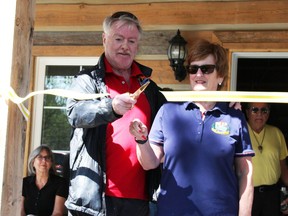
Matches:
[5,87,108,104]
[2,86,288,121]
[1,86,108,121]
[161,91,288,103]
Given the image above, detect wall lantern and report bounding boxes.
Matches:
[167,29,188,82]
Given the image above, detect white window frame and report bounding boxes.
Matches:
[32,57,99,150]
[230,52,288,90]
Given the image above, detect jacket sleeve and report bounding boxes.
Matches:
[66,74,120,128]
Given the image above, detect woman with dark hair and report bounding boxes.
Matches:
[21,145,68,216]
[130,39,255,215]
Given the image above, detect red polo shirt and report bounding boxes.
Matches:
[104,57,151,200]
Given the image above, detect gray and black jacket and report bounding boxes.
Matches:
[65,53,166,215]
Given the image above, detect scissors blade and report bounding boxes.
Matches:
[131,80,150,99]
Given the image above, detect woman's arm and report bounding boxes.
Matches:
[136,140,164,170]
[51,195,66,216]
[235,156,253,216]
[129,119,164,170]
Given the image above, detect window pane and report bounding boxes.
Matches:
[41,108,71,150]
[41,66,80,150]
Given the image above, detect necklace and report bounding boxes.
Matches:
[251,128,266,153]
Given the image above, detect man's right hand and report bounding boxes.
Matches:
[112,93,136,115]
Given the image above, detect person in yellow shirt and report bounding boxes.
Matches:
[245,102,288,216]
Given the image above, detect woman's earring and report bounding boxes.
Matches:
[218,83,222,86]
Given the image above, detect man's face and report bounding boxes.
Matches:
[246,103,270,132]
[102,21,140,71]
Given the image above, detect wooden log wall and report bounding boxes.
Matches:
[32,0,288,89]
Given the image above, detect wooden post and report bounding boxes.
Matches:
[0,0,35,215]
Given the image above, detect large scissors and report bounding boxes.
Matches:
[130,80,150,99]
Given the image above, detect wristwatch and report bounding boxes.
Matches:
[135,137,148,145]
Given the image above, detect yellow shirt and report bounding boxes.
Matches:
[248,124,288,186]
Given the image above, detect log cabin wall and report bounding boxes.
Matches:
[33,0,288,90]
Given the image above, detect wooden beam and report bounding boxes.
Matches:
[0,0,35,215]
[32,31,214,55]
[32,31,178,49]
[215,31,288,43]
[223,43,288,50]
[33,29,288,54]
[0,0,17,214]
[35,0,245,4]
[32,31,179,55]
[34,1,288,31]
[32,45,104,56]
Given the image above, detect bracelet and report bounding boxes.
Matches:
[135,137,148,145]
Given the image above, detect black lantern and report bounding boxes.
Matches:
[167,29,188,81]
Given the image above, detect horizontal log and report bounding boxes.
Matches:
[215,31,288,43]
[32,45,104,56]
[32,45,169,60]
[33,30,288,54]
[35,1,288,31]
[32,31,177,50]
[33,32,101,45]
[33,31,213,55]
[224,43,288,50]
[36,0,244,4]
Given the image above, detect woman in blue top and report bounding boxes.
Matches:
[129,39,254,216]
[21,145,68,216]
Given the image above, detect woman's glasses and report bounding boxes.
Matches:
[249,107,270,115]
[186,64,216,74]
[36,155,51,162]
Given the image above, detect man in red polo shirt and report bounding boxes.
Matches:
[65,11,166,216]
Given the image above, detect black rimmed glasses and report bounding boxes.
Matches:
[250,107,270,115]
[186,64,216,75]
[111,11,138,21]
[36,155,52,162]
